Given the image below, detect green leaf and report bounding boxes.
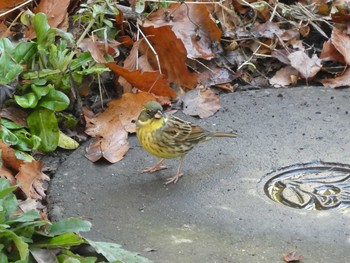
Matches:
[31,84,53,99]
[31,233,85,249]
[39,89,70,111]
[13,42,37,64]
[0,252,8,263]
[14,93,38,108]
[0,179,17,199]
[49,218,91,236]
[33,13,50,46]
[13,129,41,152]
[0,126,19,145]
[0,39,23,84]
[1,119,23,129]
[86,239,153,263]
[27,109,59,152]
[1,230,29,260]
[7,210,40,225]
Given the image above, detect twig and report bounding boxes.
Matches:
[0,0,34,18]
[137,23,162,74]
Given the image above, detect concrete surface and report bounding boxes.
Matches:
[49,87,350,263]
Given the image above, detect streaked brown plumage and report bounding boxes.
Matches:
[136,101,238,184]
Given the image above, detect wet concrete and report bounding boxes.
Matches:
[49,87,350,263]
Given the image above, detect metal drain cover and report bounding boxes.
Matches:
[258,162,350,211]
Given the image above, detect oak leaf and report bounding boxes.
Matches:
[16,161,50,200]
[84,92,155,163]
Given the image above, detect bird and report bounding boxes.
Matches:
[136,101,238,184]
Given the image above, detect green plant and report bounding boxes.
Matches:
[0,177,152,263]
[0,12,109,153]
[74,0,120,42]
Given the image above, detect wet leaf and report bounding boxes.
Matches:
[16,161,50,200]
[288,51,322,79]
[181,87,220,118]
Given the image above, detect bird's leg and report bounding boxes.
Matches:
[164,158,184,184]
[143,159,168,173]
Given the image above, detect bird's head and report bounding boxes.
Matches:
[137,101,165,127]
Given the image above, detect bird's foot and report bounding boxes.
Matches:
[164,173,183,185]
[143,159,168,173]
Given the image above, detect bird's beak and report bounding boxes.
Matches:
[154,110,163,119]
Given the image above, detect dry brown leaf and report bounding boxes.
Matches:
[78,37,120,63]
[320,40,345,63]
[0,0,26,9]
[0,107,27,127]
[330,27,350,65]
[25,0,70,39]
[84,92,155,163]
[106,62,177,98]
[0,140,23,171]
[288,51,322,79]
[282,250,304,262]
[16,161,50,200]
[0,166,16,185]
[143,4,221,59]
[181,87,220,118]
[140,26,198,89]
[270,66,299,87]
[320,67,350,88]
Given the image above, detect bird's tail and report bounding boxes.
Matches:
[210,132,239,138]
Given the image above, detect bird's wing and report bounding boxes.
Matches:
[162,115,208,142]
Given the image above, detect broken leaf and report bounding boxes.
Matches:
[288,51,322,79]
[181,87,220,118]
[283,250,304,262]
[16,161,50,200]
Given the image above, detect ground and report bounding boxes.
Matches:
[49,86,350,263]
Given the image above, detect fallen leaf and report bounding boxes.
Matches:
[0,140,23,171]
[181,87,220,118]
[320,40,345,63]
[270,66,300,87]
[0,106,27,127]
[0,0,27,10]
[0,165,16,185]
[144,4,221,59]
[106,62,177,98]
[320,67,350,88]
[78,37,120,63]
[84,92,155,163]
[330,27,350,65]
[16,161,50,200]
[140,26,198,89]
[288,51,322,79]
[282,250,304,262]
